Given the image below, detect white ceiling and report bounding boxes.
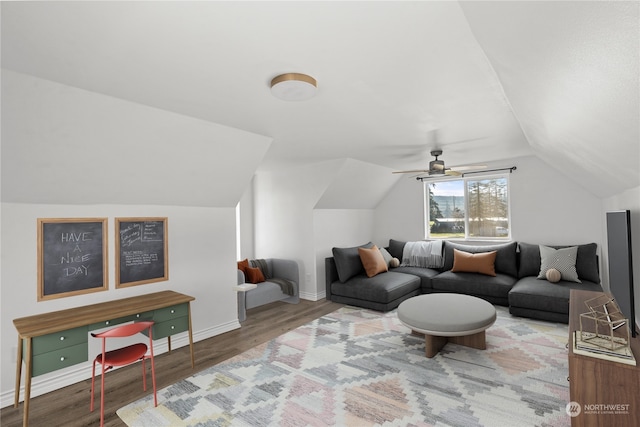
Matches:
[2,1,638,197]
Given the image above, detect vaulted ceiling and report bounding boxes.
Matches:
[2,1,638,198]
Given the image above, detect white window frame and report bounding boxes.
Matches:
[424,173,512,241]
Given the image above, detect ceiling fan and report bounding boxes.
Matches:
[392,149,486,177]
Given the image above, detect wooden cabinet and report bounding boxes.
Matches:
[568,290,640,427]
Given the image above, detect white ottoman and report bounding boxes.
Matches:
[398,293,496,358]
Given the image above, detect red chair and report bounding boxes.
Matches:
[90,321,157,426]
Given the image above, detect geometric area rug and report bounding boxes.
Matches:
[117,306,571,427]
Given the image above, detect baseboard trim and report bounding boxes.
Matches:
[299,290,325,301]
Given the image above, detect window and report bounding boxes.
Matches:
[425,175,510,240]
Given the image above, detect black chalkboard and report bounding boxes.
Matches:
[38,218,108,301]
[116,218,168,287]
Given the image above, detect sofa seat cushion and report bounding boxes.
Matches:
[391,266,440,291]
[508,276,603,315]
[246,281,290,309]
[431,271,517,300]
[330,271,420,304]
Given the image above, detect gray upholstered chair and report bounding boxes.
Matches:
[237,258,300,322]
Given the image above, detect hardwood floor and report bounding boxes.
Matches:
[1,299,343,427]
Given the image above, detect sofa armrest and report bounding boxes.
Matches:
[325,257,338,300]
[270,259,299,296]
[237,269,246,285]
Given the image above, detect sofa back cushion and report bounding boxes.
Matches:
[518,242,599,282]
[332,242,374,282]
[388,239,407,261]
[443,241,518,277]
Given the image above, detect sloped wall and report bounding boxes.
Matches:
[2,70,272,207]
[461,1,640,197]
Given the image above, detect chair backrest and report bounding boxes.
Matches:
[91,321,154,339]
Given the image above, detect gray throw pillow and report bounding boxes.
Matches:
[379,247,394,267]
[537,245,581,283]
[332,242,374,283]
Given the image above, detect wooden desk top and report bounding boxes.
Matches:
[13,290,194,338]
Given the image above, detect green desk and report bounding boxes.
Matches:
[13,290,195,427]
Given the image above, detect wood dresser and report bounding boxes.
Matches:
[568,289,640,427]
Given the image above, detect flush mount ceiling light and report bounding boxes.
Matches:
[270,73,317,101]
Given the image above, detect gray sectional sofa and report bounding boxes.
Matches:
[325,239,603,323]
[237,258,300,322]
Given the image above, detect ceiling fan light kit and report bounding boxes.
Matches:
[428,150,446,174]
[270,73,317,101]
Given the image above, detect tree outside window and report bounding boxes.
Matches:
[426,176,510,240]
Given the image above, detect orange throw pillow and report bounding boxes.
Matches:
[451,249,497,277]
[245,266,265,284]
[237,258,249,273]
[358,245,388,278]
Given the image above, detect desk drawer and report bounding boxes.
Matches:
[30,326,88,356]
[153,304,188,322]
[32,343,88,377]
[150,316,189,340]
[88,312,152,331]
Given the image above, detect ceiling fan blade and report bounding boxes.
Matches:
[445,170,463,177]
[450,164,487,171]
[392,169,429,174]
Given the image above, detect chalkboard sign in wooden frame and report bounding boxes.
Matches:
[116,217,168,288]
[37,218,109,301]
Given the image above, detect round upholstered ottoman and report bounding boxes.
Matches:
[397,293,496,358]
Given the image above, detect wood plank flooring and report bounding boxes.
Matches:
[1,299,343,427]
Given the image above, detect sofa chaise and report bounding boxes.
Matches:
[237,258,300,322]
[508,242,603,323]
[326,239,603,323]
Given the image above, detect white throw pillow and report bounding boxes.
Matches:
[537,245,581,283]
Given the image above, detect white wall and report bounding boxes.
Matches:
[0,203,239,405]
[509,156,603,245]
[601,185,640,329]
[238,178,255,261]
[374,175,426,244]
[374,155,603,249]
[253,162,341,300]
